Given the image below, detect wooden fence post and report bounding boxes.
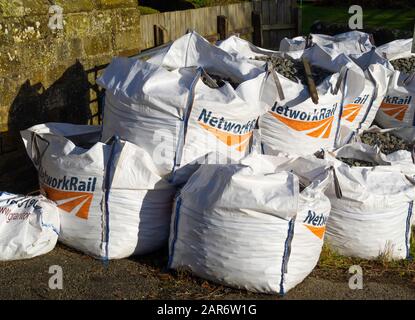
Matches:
[295,0,302,36]
[217,15,228,40]
[252,11,262,47]
[369,34,376,46]
[153,25,165,47]
[303,57,319,105]
[252,0,261,12]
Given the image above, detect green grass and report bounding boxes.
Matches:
[138,5,160,15]
[188,0,248,8]
[301,2,415,34]
[318,230,415,279]
[188,0,206,8]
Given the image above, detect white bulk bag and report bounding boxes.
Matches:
[259,69,362,155]
[218,35,304,63]
[294,46,393,147]
[213,35,370,155]
[373,39,415,133]
[217,34,363,75]
[300,42,360,74]
[310,31,374,55]
[375,71,415,131]
[98,60,194,177]
[22,123,175,260]
[325,143,415,260]
[218,33,366,76]
[168,154,332,294]
[217,34,368,97]
[217,35,277,62]
[216,34,389,148]
[98,58,269,181]
[376,39,414,61]
[279,36,307,52]
[148,31,264,82]
[0,192,59,261]
[337,50,394,145]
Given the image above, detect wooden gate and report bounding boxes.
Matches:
[252,0,301,50]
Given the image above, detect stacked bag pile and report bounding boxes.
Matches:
[2,30,415,296]
[96,40,269,182]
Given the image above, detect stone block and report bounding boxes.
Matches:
[83,34,112,56]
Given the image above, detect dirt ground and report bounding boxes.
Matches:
[1,243,414,300]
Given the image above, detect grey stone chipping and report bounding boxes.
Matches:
[337,132,413,167]
[253,55,333,86]
[390,57,415,74]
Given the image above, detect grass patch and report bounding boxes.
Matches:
[138,6,160,15]
[300,2,415,34]
[188,0,248,7]
[318,230,415,279]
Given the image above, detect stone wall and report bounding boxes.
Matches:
[0,0,141,193]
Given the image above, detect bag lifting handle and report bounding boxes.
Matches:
[314,149,343,199]
[266,62,285,101]
[30,132,50,169]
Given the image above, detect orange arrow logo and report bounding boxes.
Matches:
[269,112,334,139]
[380,103,408,121]
[304,224,326,239]
[199,122,252,152]
[342,103,362,122]
[42,185,93,220]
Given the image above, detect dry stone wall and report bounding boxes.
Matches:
[0,0,141,193]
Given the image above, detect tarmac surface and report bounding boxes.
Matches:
[1,243,414,300]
